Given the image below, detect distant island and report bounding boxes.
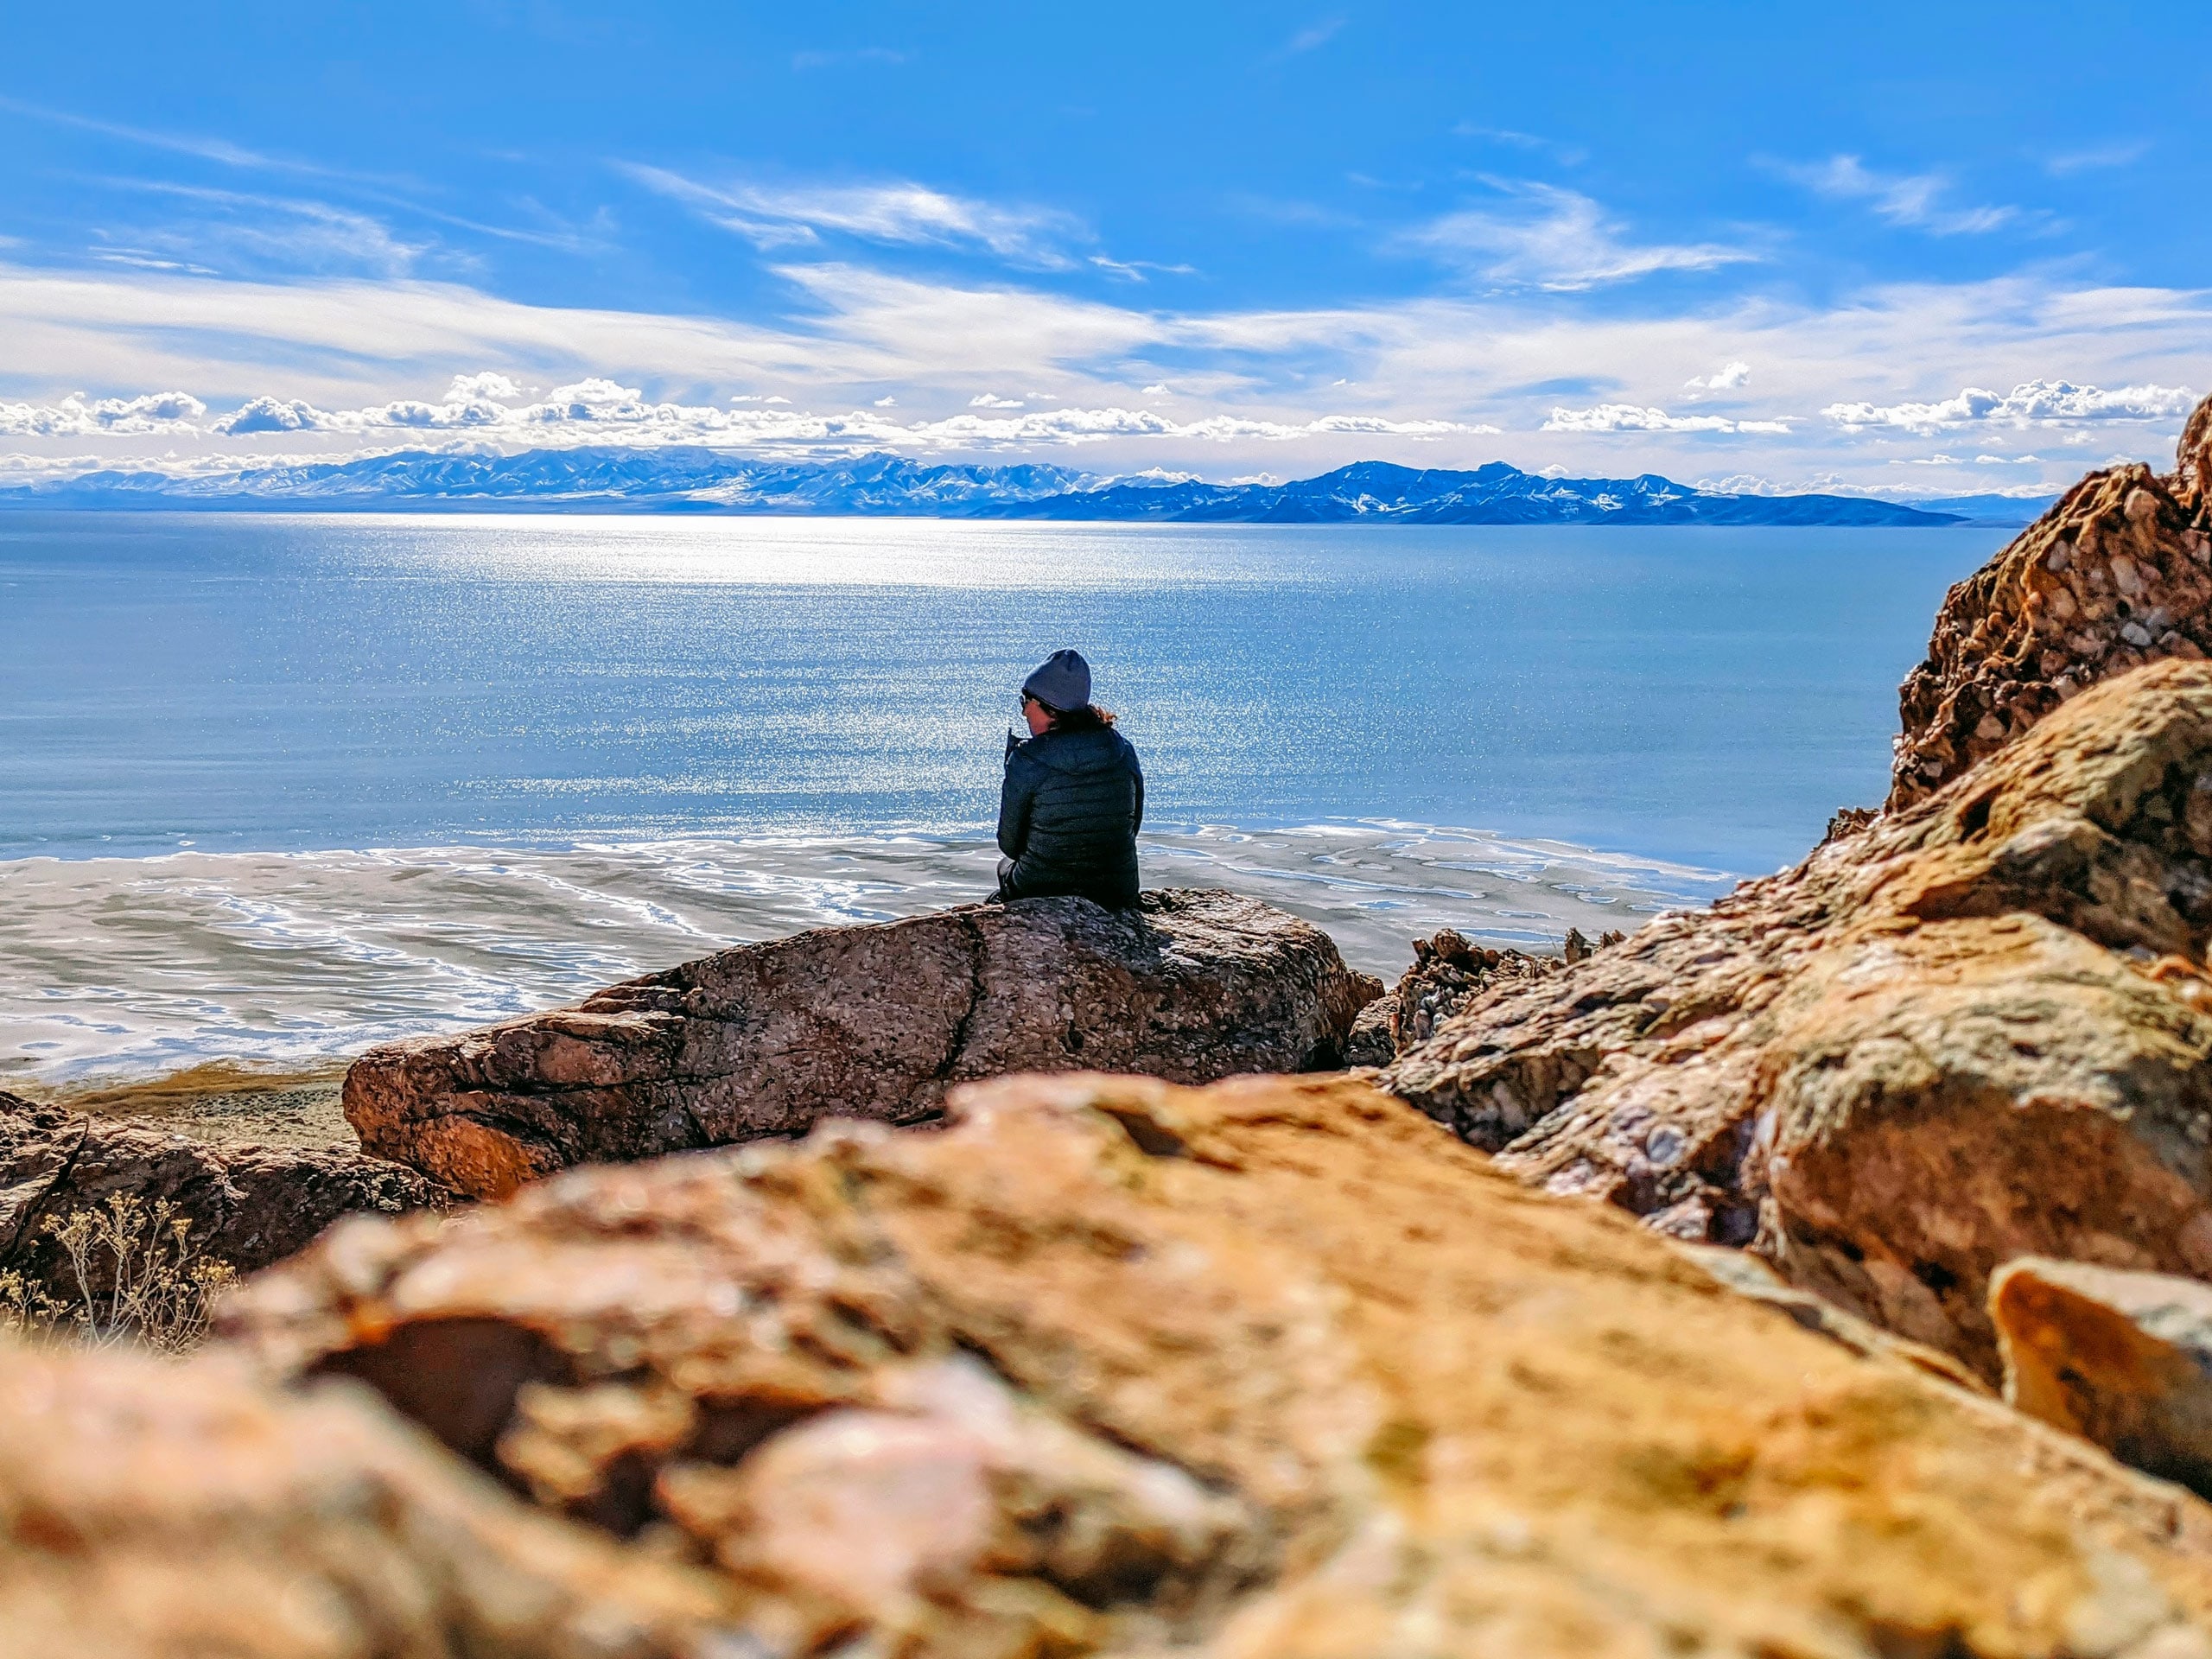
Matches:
[0,447,2052,526]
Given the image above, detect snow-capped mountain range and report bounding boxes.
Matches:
[0,448,2050,526]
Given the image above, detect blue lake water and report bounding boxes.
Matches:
[0,511,2007,1087]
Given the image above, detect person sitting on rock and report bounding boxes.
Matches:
[995,648,1145,909]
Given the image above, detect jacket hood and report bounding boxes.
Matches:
[1017,726,1130,774]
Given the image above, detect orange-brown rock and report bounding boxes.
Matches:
[223,1069,2212,1656]
[0,1336,727,1657]
[1890,394,2212,810]
[1387,928,1569,1052]
[344,889,1378,1199]
[1385,658,2212,1379]
[0,1088,448,1296]
[1994,1257,2212,1498]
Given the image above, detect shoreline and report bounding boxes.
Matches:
[0,822,1727,1101]
[42,1062,354,1152]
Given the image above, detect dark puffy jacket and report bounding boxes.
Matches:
[996,723,1145,908]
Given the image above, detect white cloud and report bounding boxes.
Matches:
[1543,403,1789,435]
[969,393,1024,409]
[2046,140,2150,176]
[0,391,206,436]
[0,253,2203,487]
[1280,16,1345,54]
[1694,471,1847,497]
[99,181,430,276]
[1088,253,1197,282]
[1686,360,1751,391]
[1822,378,2197,435]
[31,375,1493,460]
[446,371,524,401]
[1401,182,1758,291]
[621,166,1084,268]
[1781,155,2018,236]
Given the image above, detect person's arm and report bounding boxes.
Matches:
[998,750,1036,860]
[1128,744,1145,835]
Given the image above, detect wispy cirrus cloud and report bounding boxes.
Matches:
[1449,123,1588,168]
[1822,378,2197,435]
[2045,140,2151,176]
[1777,154,2020,236]
[93,180,431,276]
[1277,16,1345,55]
[1398,181,1758,290]
[0,92,339,179]
[622,165,1085,269]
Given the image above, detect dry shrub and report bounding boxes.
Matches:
[0,1193,236,1353]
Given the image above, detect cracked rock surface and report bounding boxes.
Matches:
[343,888,1379,1199]
[1890,394,2212,810]
[223,1069,2212,1657]
[1384,658,2212,1381]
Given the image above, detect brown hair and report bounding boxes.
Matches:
[1049,702,1116,730]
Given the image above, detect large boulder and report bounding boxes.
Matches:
[0,1088,448,1315]
[344,888,1379,1198]
[0,1337,727,1657]
[1384,658,2212,1379]
[1890,393,2212,809]
[222,1070,2212,1657]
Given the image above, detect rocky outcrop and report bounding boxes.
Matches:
[0,1336,726,1657]
[1384,658,2212,1379]
[345,889,1379,1199]
[0,1088,448,1294]
[1994,1257,2212,1498]
[221,1070,2212,1656]
[1890,395,2212,810]
[1386,929,1567,1052]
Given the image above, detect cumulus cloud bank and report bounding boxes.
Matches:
[1544,403,1790,435]
[1822,378,2197,435]
[17,375,1492,457]
[0,391,207,436]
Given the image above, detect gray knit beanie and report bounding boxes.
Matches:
[1020,648,1092,713]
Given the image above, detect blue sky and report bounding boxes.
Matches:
[3,1,2209,494]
